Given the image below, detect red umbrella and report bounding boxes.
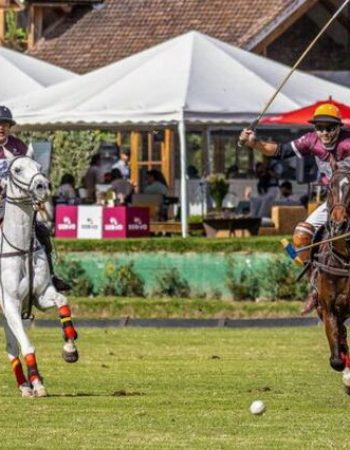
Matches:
[261,99,350,127]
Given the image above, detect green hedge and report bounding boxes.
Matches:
[54,236,290,254]
[55,251,307,301]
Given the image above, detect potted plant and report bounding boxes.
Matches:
[207,173,229,212]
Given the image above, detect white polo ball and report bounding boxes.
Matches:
[249,400,266,415]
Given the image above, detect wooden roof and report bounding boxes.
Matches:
[27,0,316,74]
[26,1,99,4]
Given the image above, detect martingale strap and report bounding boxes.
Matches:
[0,244,41,258]
[313,260,350,277]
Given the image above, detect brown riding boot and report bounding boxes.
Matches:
[35,222,71,292]
[301,288,318,316]
[293,222,318,316]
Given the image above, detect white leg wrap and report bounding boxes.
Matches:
[343,367,350,387]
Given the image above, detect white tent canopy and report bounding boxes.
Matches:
[8,31,350,127]
[8,31,350,236]
[0,47,77,101]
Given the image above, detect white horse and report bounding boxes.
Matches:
[0,154,79,397]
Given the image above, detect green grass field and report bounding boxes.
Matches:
[1,326,350,449]
[34,297,303,320]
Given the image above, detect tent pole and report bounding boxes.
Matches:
[202,127,211,218]
[178,117,188,238]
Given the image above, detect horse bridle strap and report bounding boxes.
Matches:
[6,156,44,199]
[0,228,41,257]
[0,247,41,258]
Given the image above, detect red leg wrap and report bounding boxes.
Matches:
[59,305,78,341]
[341,353,350,368]
[344,354,350,369]
[25,353,41,384]
[59,305,71,317]
[11,357,27,386]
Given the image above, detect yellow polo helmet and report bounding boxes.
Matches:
[309,103,342,124]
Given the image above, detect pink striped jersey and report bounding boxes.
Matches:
[278,129,350,184]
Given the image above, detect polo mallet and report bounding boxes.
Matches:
[238,0,350,142]
[281,230,350,265]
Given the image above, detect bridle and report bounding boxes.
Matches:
[327,169,350,235]
[5,156,46,206]
[313,169,350,277]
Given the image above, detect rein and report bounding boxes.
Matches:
[8,156,38,186]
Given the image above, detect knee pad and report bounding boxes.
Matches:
[293,222,315,262]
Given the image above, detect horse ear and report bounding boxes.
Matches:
[26,143,34,158]
[330,154,338,172]
[3,148,15,161]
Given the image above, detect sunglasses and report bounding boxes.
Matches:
[315,124,338,133]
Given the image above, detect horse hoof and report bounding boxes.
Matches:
[32,381,48,398]
[19,383,34,398]
[62,341,79,363]
[330,358,345,372]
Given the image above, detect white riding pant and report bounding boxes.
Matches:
[305,201,328,231]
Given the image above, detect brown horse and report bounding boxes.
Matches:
[313,163,350,392]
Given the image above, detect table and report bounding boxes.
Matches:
[150,221,204,236]
[203,217,261,237]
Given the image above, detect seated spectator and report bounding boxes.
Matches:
[110,168,134,204]
[245,161,280,218]
[273,181,301,206]
[112,148,130,179]
[83,154,101,203]
[187,165,200,179]
[56,173,78,204]
[226,164,239,179]
[144,169,169,220]
[222,183,238,209]
[144,169,169,196]
[255,161,279,195]
[103,172,113,184]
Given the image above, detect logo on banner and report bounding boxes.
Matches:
[105,217,123,231]
[82,217,99,230]
[128,216,148,231]
[57,216,76,231]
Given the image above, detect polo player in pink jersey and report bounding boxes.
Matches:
[239,103,350,315]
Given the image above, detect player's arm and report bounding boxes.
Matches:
[239,129,298,160]
[239,129,278,157]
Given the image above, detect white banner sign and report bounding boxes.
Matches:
[77,206,103,239]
